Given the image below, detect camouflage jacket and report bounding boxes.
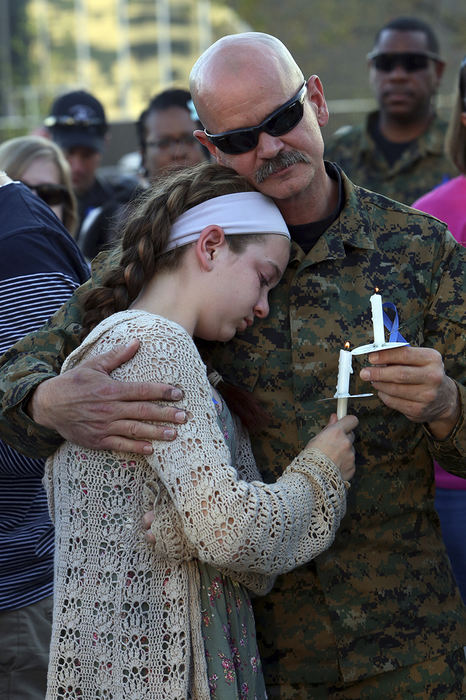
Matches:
[324,111,457,205]
[0,171,465,687]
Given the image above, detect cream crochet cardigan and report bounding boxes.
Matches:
[44,310,348,700]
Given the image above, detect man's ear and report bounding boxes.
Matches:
[194,129,218,159]
[195,225,226,270]
[306,75,329,128]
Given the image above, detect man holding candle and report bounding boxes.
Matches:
[0,32,465,698]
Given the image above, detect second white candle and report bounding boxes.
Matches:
[336,348,353,418]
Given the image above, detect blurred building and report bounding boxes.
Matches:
[1,0,249,143]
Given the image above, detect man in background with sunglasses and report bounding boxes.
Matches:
[325,16,456,204]
[0,31,465,698]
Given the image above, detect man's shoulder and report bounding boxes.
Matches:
[344,175,451,239]
[355,180,446,217]
[429,113,451,134]
[325,122,366,152]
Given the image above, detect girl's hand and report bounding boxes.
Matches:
[306,414,358,482]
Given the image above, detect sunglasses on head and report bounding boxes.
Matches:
[204,82,307,155]
[23,182,71,207]
[367,50,440,73]
[44,115,105,128]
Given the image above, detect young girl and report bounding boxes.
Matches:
[44,163,357,699]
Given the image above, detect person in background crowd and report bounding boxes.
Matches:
[136,87,208,183]
[0,135,78,235]
[0,171,89,700]
[412,54,466,603]
[45,89,140,260]
[325,16,456,203]
[0,31,464,698]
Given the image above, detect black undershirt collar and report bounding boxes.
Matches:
[288,161,344,254]
[368,114,415,167]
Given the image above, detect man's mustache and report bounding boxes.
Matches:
[255,150,311,184]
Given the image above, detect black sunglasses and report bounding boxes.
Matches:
[204,82,307,155]
[367,50,440,73]
[23,182,71,207]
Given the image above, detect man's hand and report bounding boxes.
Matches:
[28,339,187,453]
[360,346,460,440]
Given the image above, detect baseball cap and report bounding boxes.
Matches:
[44,90,108,153]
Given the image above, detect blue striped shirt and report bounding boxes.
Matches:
[0,182,89,610]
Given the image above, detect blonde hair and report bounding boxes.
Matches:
[0,135,78,234]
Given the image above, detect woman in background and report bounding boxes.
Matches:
[412,55,466,602]
[0,135,78,235]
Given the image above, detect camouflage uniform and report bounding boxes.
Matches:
[324,111,457,204]
[0,171,465,696]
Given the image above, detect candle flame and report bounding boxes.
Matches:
[344,341,350,350]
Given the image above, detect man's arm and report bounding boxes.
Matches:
[0,252,186,460]
[27,339,186,453]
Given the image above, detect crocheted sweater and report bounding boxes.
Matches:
[44,310,348,699]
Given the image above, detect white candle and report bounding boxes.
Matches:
[370,291,385,346]
[336,348,353,418]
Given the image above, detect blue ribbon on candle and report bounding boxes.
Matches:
[382,302,409,343]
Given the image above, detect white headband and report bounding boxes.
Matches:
[166,191,290,252]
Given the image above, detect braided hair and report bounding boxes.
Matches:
[81,162,257,336]
[81,162,273,432]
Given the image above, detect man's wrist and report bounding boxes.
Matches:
[425,381,461,441]
[27,378,53,429]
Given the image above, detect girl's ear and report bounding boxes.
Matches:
[195,225,226,270]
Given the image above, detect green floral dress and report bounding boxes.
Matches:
[198,394,268,699]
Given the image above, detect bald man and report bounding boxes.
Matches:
[0,33,465,698]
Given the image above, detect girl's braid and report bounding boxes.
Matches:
[81,163,256,337]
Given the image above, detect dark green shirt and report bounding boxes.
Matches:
[0,171,465,687]
[324,111,456,205]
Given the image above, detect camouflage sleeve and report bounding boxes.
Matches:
[422,231,466,475]
[423,382,465,475]
[0,251,114,458]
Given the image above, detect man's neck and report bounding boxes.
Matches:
[277,167,339,226]
[377,110,434,144]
